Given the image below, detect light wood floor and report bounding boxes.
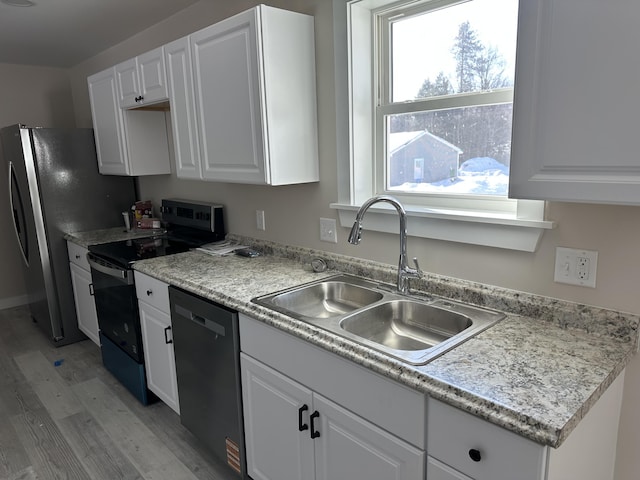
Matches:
[0,305,237,480]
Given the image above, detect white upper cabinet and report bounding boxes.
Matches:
[164,36,202,179]
[88,6,317,183]
[116,47,168,108]
[509,0,640,204]
[88,67,129,175]
[189,5,319,185]
[88,47,171,176]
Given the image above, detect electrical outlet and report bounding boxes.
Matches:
[256,210,266,231]
[576,256,590,280]
[554,247,598,288]
[320,217,337,243]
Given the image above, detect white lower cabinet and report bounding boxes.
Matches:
[67,241,99,346]
[426,372,625,480]
[427,398,546,480]
[240,313,625,480]
[241,354,316,480]
[134,272,180,414]
[241,354,423,480]
[240,313,425,480]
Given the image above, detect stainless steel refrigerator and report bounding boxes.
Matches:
[0,124,136,346]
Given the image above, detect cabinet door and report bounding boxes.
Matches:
[427,457,474,480]
[313,393,424,480]
[69,262,100,346]
[139,301,180,414]
[138,47,168,105]
[190,8,268,184]
[87,67,129,175]
[115,57,141,108]
[509,0,640,204]
[241,353,315,480]
[165,36,202,179]
[117,48,167,108]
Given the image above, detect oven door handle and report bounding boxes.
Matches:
[87,255,134,285]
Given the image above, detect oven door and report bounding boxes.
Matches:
[88,253,143,362]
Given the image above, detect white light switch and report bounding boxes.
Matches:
[554,247,598,288]
[256,210,266,231]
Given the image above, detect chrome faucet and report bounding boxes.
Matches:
[347,195,422,294]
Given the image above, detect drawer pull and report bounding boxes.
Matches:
[164,326,173,344]
[146,289,153,296]
[468,448,482,462]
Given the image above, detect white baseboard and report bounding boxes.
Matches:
[0,294,29,311]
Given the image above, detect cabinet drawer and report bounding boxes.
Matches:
[427,398,546,480]
[134,271,170,312]
[67,241,90,270]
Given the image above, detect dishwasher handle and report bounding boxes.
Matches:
[174,303,226,337]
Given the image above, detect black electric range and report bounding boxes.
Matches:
[86,199,225,405]
[88,235,187,268]
[89,199,226,268]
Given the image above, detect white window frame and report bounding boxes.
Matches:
[331,0,555,252]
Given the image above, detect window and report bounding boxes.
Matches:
[380,0,518,200]
[331,0,554,252]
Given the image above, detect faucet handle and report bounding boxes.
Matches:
[412,257,424,277]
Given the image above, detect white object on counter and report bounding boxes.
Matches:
[122,211,131,231]
[196,241,248,256]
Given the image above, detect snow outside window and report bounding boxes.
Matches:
[331,0,554,252]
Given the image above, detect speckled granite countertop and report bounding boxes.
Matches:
[66,232,639,449]
[64,226,165,247]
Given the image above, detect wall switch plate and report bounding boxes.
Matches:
[554,247,598,288]
[320,217,337,243]
[256,210,266,231]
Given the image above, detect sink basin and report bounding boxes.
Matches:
[252,274,504,365]
[339,300,472,351]
[263,277,383,319]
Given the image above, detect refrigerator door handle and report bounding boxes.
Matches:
[8,161,29,267]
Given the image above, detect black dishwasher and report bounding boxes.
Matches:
[169,286,246,479]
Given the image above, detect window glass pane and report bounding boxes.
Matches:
[386,103,512,196]
[385,0,518,197]
[391,0,518,103]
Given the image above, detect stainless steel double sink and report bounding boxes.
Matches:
[252,274,504,365]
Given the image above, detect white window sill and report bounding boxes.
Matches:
[331,202,555,252]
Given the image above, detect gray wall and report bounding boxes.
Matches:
[0,0,635,477]
[0,63,76,309]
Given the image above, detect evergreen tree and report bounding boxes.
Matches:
[416,72,454,98]
[451,21,483,93]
